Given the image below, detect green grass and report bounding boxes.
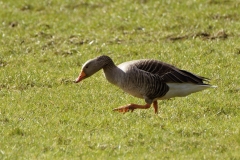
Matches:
[1,0,240,159]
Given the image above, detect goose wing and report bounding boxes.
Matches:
[134,59,209,84]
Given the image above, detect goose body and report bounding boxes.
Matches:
[75,55,214,113]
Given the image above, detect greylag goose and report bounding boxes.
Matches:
[75,55,215,114]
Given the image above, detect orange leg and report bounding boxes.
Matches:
[113,103,151,113]
[153,101,158,114]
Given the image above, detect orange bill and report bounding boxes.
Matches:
[75,71,86,83]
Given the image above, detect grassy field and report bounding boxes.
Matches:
[1,0,240,159]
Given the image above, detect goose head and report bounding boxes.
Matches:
[75,55,114,83]
[74,58,103,83]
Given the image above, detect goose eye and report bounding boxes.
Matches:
[85,66,89,69]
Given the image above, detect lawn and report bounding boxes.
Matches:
[0,0,240,159]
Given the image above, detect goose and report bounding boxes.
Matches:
[74,55,215,114]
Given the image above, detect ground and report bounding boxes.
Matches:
[0,0,240,159]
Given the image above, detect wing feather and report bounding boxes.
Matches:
[133,59,209,84]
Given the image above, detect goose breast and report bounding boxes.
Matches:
[113,60,169,100]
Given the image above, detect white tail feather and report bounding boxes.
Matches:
[158,83,214,100]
